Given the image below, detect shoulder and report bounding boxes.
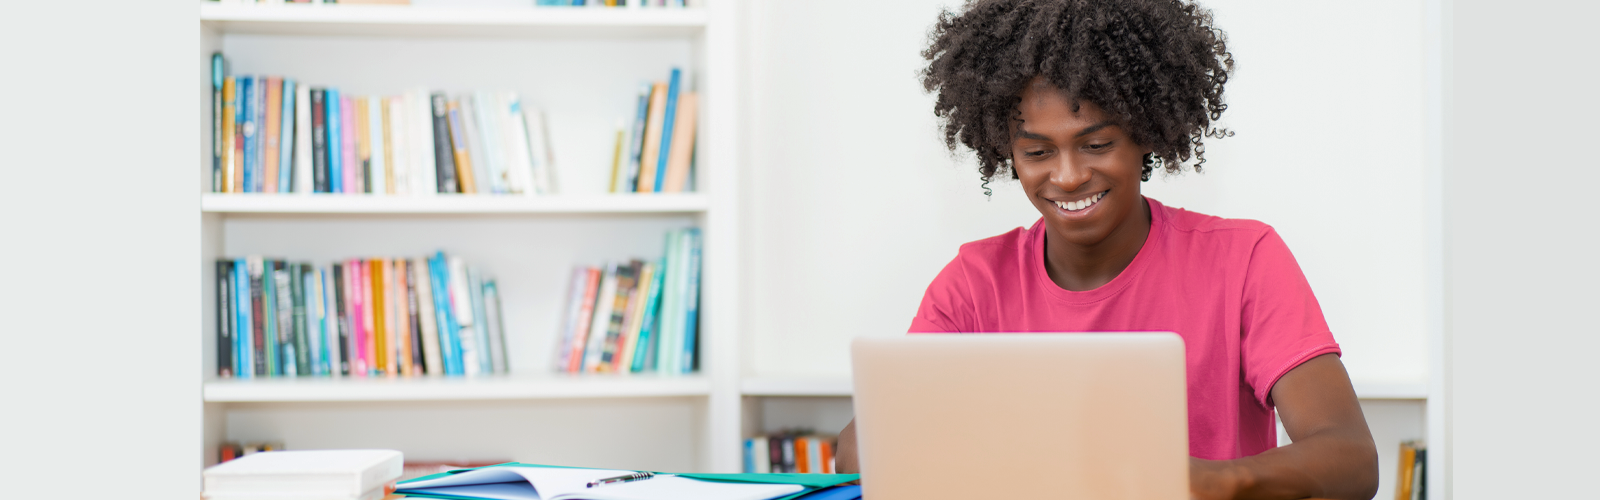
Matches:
[1150,198,1281,255]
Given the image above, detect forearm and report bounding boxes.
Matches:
[1195,427,1378,500]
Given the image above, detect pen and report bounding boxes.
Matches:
[586,471,655,488]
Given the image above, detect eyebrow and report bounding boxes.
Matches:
[1016,120,1116,141]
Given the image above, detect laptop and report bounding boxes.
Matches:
[850,333,1189,500]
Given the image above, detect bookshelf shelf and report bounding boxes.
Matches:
[200,4,708,39]
[200,193,710,214]
[740,377,1431,400]
[204,374,711,402]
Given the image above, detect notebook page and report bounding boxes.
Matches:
[551,476,804,500]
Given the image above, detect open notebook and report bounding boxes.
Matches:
[396,465,837,500]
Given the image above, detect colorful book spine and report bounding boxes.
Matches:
[342,95,359,194]
[279,79,297,192]
[216,260,234,378]
[653,67,682,192]
[680,228,702,373]
[240,76,257,193]
[263,77,282,193]
[212,53,225,192]
[326,88,343,194]
[235,258,253,379]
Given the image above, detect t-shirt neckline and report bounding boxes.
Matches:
[1030,196,1165,305]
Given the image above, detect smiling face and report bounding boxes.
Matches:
[1012,79,1151,256]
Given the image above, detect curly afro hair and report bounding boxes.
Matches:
[922,0,1234,187]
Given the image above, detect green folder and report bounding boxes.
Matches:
[399,462,859,500]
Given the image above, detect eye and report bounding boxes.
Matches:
[1021,148,1051,158]
[1085,141,1113,151]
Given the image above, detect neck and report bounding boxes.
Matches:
[1042,198,1153,292]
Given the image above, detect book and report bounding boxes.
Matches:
[430,92,459,193]
[222,76,238,193]
[342,95,359,193]
[446,99,477,194]
[680,228,703,372]
[310,89,329,192]
[632,252,668,373]
[566,267,602,373]
[653,67,683,192]
[497,92,533,195]
[241,76,258,193]
[472,91,508,194]
[413,257,444,375]
[597,262,638,371]
[202,449,403,499]
[326,88,343,194]
[332,263,350,375]
[280,79,297,192]
[635,81,668,193]
[217,260,235,378]
[293,262,312,376]
[522,105,555,194]
[615,262,653,373]
[366,95,387,194]
[386,97,407,195]
[460,94,493,196]
[556,267,588,372]
[264,77,282,193]
[293,82,313,194]
[468,267,494,373]
[408,89,438,196]
[395,259,414,377]
[212,53,225,192]
[582,263,619,372]
[622,82,650,192]
[662,91,698,192]
[484,280,508,374]
[395,464,820,500]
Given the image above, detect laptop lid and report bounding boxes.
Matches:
[851,333,1188,500]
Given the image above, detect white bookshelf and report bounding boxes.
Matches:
[205,375,711,402]
[200,3,708,38]
[198,0,742,474]
[200,193,710,214]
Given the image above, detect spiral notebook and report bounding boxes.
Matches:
[396,463,856,500]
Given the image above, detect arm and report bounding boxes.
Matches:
[1190,353,1378,500]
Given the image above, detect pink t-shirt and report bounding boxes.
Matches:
[910,197,1339,460]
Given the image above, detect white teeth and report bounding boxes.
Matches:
[1058,192,1106,212]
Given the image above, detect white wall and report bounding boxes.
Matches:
[740,0,1432,387]
[0,0,197,498]
[1446,0,1600,497]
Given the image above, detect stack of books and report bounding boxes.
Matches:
[214,252,509,379]
[556,227,701,375]
[607,67,699,194]
[744,430,838,474]
[203,449,403,500]
[210,53,557,196]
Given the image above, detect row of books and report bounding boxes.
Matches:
[556,228,702,375]
[607,68,699,194]
[210,53,558,196]
[1395,440,1427,500]
[743,431,838,474]
[214,252,509,379]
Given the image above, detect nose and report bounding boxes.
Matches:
[1049,155,1092,193]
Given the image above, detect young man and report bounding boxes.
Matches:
[834,2,1379,499]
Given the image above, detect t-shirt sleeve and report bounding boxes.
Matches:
[1239,227,1341,407]
[908,254,974,333]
